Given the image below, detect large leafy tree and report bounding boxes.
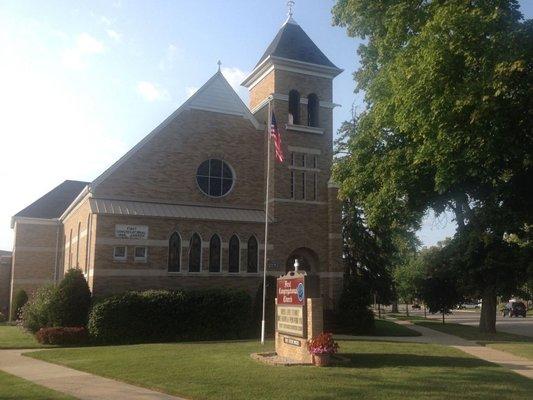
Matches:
[333,0,532,332]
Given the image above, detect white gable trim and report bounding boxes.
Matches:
[91,72,261,191]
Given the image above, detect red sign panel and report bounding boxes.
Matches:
[277,276,305,306]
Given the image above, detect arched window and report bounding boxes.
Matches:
[75,222,81,268]
[288,90,300,125]
[188,233,201,272]
[307,93,319,127]
[209,234,221,272]
[247,236,258,273]
[68,229,73,268]
[228,235,240,273]
[168,232,181,272]
[85,215,91,274]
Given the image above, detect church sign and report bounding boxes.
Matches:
[115,225,149,240]
[276,274,306,337]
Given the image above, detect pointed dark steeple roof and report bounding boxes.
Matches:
[255,19,339,69]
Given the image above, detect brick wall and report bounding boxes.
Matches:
[0,255,12,317]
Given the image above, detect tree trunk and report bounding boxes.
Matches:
[442,312,445,324]
[392,301,399,313]
[405,303,409,317]
[479,287,497,333]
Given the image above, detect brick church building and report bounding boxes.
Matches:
[7,14,344,316]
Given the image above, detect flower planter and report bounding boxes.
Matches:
[313,353,331,367]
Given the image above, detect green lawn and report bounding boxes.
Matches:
[0,325,48,349]
[0,370,75,400]
[27,340,532,400]
[374,319,421,336]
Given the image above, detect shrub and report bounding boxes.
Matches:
[36,327,88,345]
[20,270,92,333]
[10,289,28,321]
[55,269,92,327]
[20,285,61,333]
[88,288,252,344]
[307,332,339,355]
[337,275,375,334]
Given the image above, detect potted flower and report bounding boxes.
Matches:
[307,332,339,366]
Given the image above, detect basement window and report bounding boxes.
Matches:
[113,246,127,261]
[134,246,147,262]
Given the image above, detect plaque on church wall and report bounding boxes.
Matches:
[115,225,149,240]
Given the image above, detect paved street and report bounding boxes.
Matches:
[408,309,533,337]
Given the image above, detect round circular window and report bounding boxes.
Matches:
[196,159,234,197]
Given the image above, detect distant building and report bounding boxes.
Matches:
[0,250,12,316]
[9,15,344,316]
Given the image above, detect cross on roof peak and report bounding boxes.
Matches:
[287,1,295,18]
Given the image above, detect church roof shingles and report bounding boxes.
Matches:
[14,180,88,220]
[255,20,339,69]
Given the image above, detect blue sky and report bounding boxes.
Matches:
[0,0,531,251]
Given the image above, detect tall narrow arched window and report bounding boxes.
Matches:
[85,215,91,274]
[188,233,201,272]
[228,235,240,273]
[168,232,181,272]
[209,234,221,272]
[247,236,258,273]
[307,93,319,127]
[68,229,73,268]
[75,222,81,268]
[288,90,300,125]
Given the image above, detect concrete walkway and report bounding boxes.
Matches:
[338,319,533,379]
[0,349,187,400]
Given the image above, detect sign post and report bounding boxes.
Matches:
[275,270,323,364]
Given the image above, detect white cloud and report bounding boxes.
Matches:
[106,29,122,42]
[158,44,179,71]
[137,81,170,102]
[99,16,112,26]
[221,66,249,102]
[61,33,104,70]
[221,66,247,90]
[186,86,198,98]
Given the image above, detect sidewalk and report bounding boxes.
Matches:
[340,319,533,379]
[0,349,187,400]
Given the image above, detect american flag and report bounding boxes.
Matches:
[270,111,284,163]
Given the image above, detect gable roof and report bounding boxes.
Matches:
[255,19,339,69]
[91,71,262,191]
[13,180,88,220]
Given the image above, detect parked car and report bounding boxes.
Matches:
[457,301,482,310]
[502,301,527,318]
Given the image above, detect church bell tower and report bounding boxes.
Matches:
[241,5,344,307]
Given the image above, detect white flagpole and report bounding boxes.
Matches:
[261,98,272,344]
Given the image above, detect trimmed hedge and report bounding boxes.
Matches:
[10,289,28,321]
[36,327,88,345]
[88,289,252,344]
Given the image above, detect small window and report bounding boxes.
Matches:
[113,246,127,261]
[209,234,221,272]
[288,90,300,125]
[168,232,181,272]
[307,93,319,127]
[301,172,306,200]
[301,153,306,168]
[291,152,295,166]
[313,173,318,201]
[134,246,147,262]
[228,235,240,273]
[290,171,295,199]
[313,155,318,169]
[188,233,201,272]
[247,236,258,273]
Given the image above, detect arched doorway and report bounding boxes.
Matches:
[285,247,319,274]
